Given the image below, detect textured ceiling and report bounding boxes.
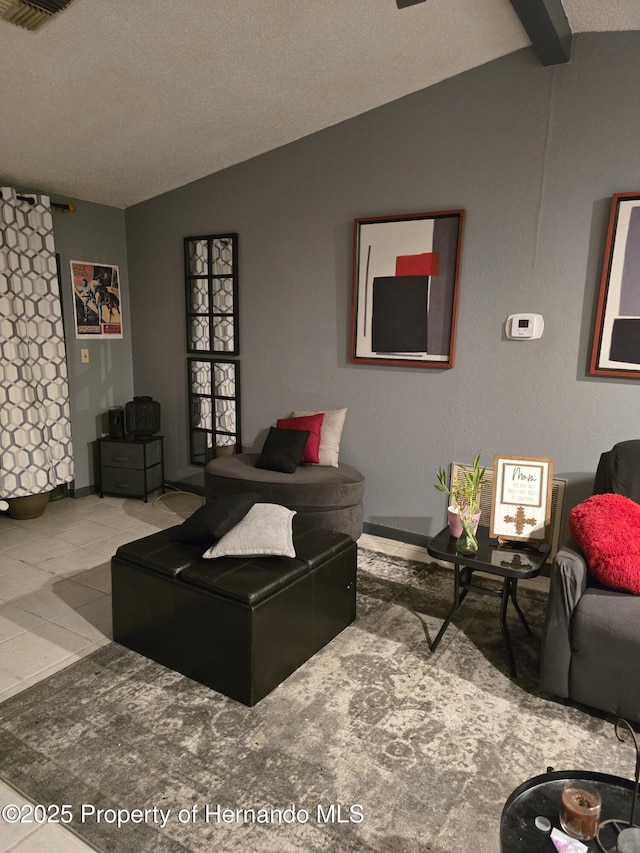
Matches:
[1,0,639,209]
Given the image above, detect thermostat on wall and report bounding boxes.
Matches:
[506,313,544,340]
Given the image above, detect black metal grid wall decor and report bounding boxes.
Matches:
[184,233,241,466]
[184,234,239,355]
[187,358,241,466]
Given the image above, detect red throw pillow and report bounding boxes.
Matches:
[569,493,640,594]
[276,413,324,464]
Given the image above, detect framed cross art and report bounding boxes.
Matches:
[349,209,464,368]
[489,455,554,545]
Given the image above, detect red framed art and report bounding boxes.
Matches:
[349,209,464,369]
[590,192,640,378]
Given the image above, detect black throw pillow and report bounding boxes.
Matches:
[255,427,310,474]
[173,493,259,546]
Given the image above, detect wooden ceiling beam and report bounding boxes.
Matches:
[508,0,572,66]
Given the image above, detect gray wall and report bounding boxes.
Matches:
[125,32,640,538]
[51,200,133,492]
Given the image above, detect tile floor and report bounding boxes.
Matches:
[0,490,203,851]
[0,492,547,851]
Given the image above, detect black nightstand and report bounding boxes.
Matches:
[98,435,165,502]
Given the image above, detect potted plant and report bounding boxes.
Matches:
[5,492,51,519]
[434,453,489,553]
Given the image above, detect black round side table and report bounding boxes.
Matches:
[501,769,637,852]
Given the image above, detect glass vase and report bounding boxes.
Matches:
[456,515,479,555]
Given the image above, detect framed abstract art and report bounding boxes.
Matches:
[349,209,464,368]
[590,192,640,378]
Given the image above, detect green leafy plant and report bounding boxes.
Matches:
[434,452,489,517]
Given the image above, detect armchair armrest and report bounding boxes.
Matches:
[539,541,589,698]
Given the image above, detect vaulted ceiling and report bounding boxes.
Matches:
[1,0,639,208]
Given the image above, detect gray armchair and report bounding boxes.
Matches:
[540,440,640,723]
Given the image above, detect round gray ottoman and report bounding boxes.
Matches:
[204,453,365,540]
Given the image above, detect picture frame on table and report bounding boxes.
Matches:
[489,455,554,545]
[349,209,464,368]
[590,191,640,378]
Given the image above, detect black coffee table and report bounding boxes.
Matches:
[501,768,638,852]
[426,525,551,677]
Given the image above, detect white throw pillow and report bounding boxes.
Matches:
[292,407,347,467]
[202,503,296,559]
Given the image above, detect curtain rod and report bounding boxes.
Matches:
[0,190,76,212]
[17,193,76,213]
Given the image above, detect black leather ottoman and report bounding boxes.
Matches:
[111,521,357,706]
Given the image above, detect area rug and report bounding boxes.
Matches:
[0,548,632,853]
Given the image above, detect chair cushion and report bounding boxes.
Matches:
[593,440,640,502]
[569,493,640,594]
[569,585,640,717]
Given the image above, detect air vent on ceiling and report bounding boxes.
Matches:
[0,0,73,31]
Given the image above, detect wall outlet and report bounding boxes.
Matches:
[81,348,89,363]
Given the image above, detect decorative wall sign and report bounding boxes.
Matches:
[590,192,640,378]
[350,210,464,368]
[489,455,553,544]
[70,261,122,338]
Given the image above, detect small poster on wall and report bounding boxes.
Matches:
[489,455,553,545]
[70,260,122,338]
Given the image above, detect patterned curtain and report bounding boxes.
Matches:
[0,186,75,498]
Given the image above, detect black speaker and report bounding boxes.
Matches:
[108,407,125,439]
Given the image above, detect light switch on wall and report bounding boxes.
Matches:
[81,348,89,363]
